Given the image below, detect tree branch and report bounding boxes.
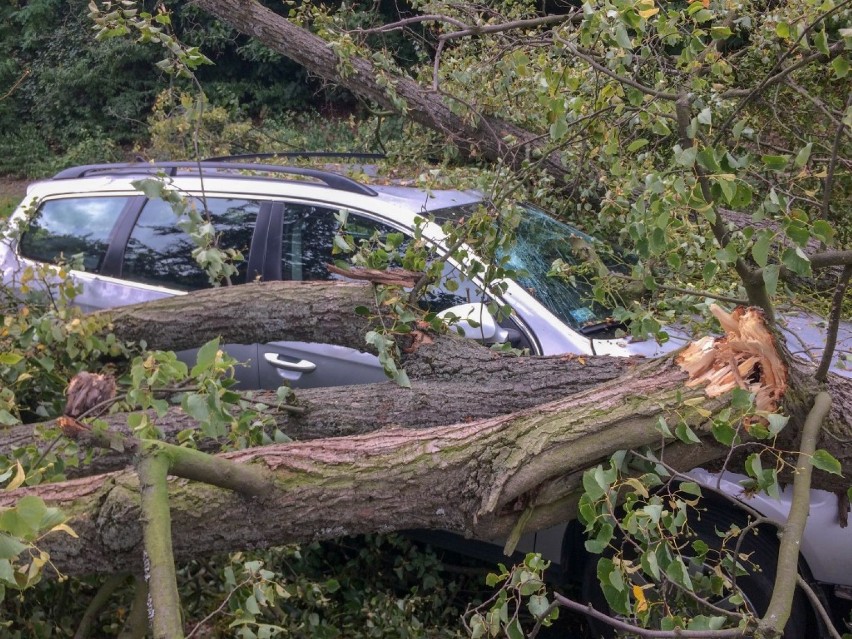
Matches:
[552,593,750,638]
[758,391,832,637]
[815,265,852,383]
[138,453,184,639]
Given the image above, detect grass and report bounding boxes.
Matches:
[1,195,22,219]
[0,178,27,219]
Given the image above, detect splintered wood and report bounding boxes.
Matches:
[677,304,788,413]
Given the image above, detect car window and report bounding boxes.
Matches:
[122,197,260,291]
[19,196,130,272]
[283,204,400,281]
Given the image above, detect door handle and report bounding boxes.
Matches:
[263,352,317,373]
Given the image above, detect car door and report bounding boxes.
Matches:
[257,202,391,389]
[16,194,148,313]
[112,195,267,386]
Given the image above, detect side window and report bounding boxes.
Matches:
[19,197,129,272]
[283,204,400,281]
[122,197,260,291]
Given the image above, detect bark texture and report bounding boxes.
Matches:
[1,356,727,577]
[2,281,850,577]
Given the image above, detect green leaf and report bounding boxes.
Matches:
[812,450,842,476]
[831,56,850,79]
[628,138,649,152]
[182,393,210,423]
[762,264,780,297]
[679,481,703,497]
[751,232,771,267]
[505,618,524,639]
[761,155,789,170]
[0,353,23,366]
[549,118,568,141]
[15,496,47,532]
[813,29,829,55]
[666,556,693,590]
[244,594,261,616]
[697,148,720,172]
[0,534,27,560]
[811,220,835,244]
[132,178,167,199]
[712,420,736,446]
[794,143,812,168]
[675,422,701,444]
[615,24,632,49]
[767,413,789,435]
[192,338,220,376]
[528,594,551,618]
[711,26,733,40]
[745,452,763,480]
[781,247,811,276]
[676,146,697,168]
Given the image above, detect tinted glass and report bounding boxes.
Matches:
[122,197,259,291]
[19,197,128,272]
[283,204,399,281]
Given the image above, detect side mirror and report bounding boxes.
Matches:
[437,303,509,344]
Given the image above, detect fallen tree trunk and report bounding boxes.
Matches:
[8,282,850,484]
[189,0,573,182]
[2,284,850,577]
[0,355,726,577]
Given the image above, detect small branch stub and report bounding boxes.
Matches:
[677,304,788,413]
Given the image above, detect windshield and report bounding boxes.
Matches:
[431,202,615,332]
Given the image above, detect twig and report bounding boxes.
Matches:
[186,577,254,639]
[815,264,852,383]
[796,574,844,639]
[607,272,749,305]
[820,93,852,224]
[117,576,149,639]
[554,35,680,101]
[0,68,30,101]
[73,573,129,639]
[715,0,851,140]
[551,592,751,637]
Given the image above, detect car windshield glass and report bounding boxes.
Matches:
[431,202,614,332]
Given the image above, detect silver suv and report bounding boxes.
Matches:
[3,161,850,635]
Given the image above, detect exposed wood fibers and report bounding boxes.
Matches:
[677,304,788,416]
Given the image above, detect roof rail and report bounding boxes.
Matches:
[50,161,378,197]
[203,151,386,162]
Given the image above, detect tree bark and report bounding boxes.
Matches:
[2,282,851,577]
[0,355,729,577]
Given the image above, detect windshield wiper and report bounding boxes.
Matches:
[578,319,624,336]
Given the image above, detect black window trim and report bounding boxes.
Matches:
[101,196,147,277]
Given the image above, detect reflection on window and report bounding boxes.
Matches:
[122,198,259,290]
[19,197,128,272]
[283,205,399,281]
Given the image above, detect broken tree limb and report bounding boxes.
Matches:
[2,291,851,579]
[0,352,751,577]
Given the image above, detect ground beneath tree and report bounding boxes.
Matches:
[0,177,27,217]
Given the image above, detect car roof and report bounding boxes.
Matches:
[31,161,485,215]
